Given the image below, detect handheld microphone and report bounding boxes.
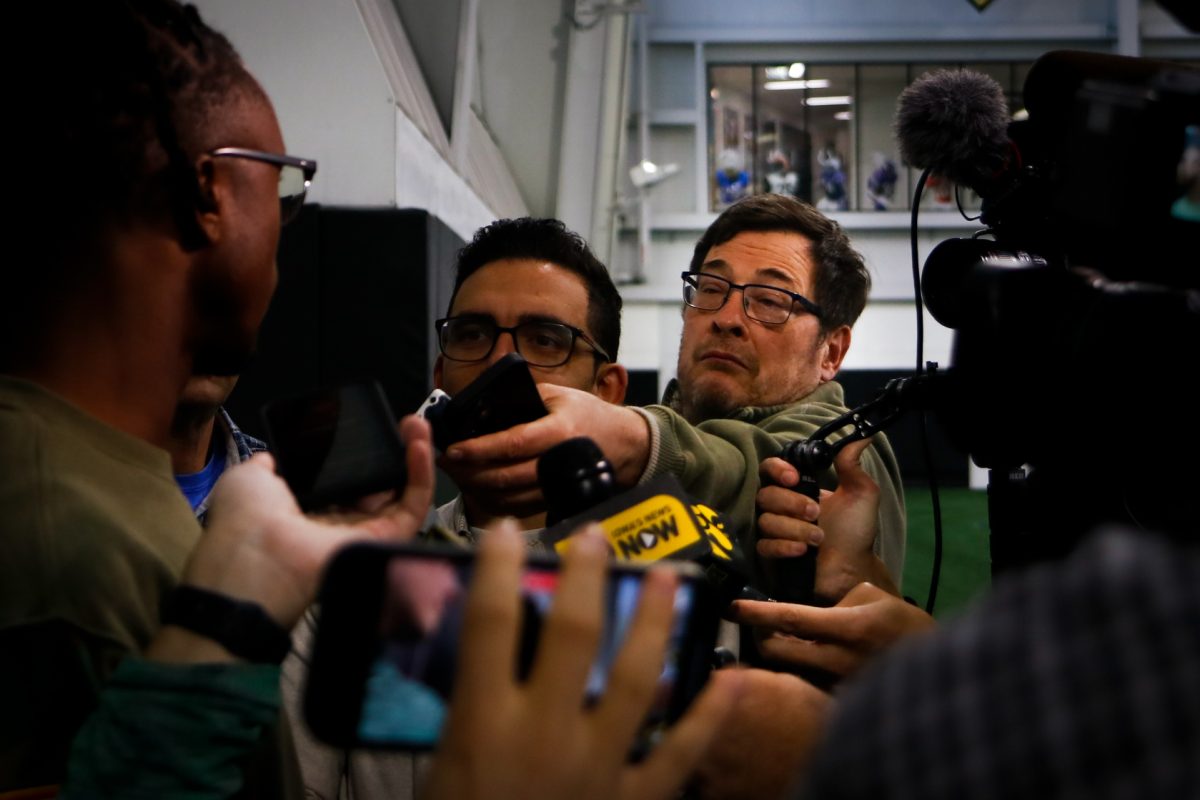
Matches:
[536,438,766,604]
[894,67,1016,199]
[537,437,618,527]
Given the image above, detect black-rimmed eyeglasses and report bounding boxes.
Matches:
[681,271,823,325]
[435,315,611,368]
[210,147,318,225]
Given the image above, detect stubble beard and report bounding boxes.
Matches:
[675,366,745,424]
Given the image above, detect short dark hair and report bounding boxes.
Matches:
[19,1,260,265]
[450,218,623,361]
[8,1,263,350]
[688,194,870,331]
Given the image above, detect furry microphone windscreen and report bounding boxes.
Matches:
[894,68,1012,190]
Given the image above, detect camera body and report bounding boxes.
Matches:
[916,52,1200,566]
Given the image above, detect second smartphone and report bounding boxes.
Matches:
[304,542,720,753]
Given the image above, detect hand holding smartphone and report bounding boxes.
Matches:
[423,527,740,800]
[303,537,721,753]
[425,353,548,452]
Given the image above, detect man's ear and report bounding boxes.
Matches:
[593,362,628,404]
[818,325,851,382]
[433,354,445,390]
[192,156,224,244]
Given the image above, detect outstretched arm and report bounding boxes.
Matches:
[439,384,652,521]
[62,416,436,797]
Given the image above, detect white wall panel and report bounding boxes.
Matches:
[393,109,496,243]
[842,304,954,371]
[195,0,398,206]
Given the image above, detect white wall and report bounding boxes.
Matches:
[195,0,398,206]
[194,0,512,242]
[192,0,1197,381]
[475,0,570,216]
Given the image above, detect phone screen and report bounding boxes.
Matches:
[305,545,716,751]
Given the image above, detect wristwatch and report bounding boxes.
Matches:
[162,585,293,664]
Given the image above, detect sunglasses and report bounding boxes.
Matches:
[209,147,318,224]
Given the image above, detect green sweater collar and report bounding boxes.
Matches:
[659,377,846,422]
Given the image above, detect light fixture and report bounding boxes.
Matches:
[804,95,852,106]
[788,62,805,79]
[834,110,853,121]
[630,159,679,189]
[763,78,832,91]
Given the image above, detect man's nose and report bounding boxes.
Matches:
[487,329,519,364]
[711,289,748,334]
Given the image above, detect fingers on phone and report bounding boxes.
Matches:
[527,528,609,711]
[455,522,524,707]
[593,567,677,752]
[628,669,744,798]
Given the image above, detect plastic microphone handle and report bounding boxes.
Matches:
[763,473,819,606]
[538,437,619,527]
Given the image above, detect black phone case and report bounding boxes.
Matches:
[260,381,406,511]
[431,353,548,451]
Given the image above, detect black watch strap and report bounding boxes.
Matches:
[163,585,292,664]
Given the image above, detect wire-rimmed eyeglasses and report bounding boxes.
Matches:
[435,315,611,367]
[210,147,317,225]
[681,271,823,325]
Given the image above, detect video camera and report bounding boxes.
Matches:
[898,50,1200,569]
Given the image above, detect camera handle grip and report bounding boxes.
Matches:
[763,467,821,606]
[765,376,930,605]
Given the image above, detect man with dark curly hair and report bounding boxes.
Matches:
[431,217,630,536]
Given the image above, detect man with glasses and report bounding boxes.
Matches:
[433,216,629,536]
[6,5,738,798]
[446,194,904,599]
[666,193,904,597]
[0,2,344,792]
[283,217,633,799]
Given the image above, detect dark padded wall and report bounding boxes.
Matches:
[625,370,661,408]
[839,369,968,487]
[225,205,462,441]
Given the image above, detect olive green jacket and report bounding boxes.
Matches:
[640,379,906,590]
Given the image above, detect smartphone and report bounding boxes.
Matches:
[428,353,548,452]
[260,381,406,511]
[304,542,720,752]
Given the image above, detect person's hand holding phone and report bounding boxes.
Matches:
[442,383,652,519]
[150,415,435,664]
[730,581,936,682]
[422,522,745,800]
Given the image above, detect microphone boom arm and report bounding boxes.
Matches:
[782,374,930,477]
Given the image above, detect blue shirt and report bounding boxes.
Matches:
[174,433,227,511]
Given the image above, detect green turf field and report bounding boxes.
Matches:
[900,486,992,619]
